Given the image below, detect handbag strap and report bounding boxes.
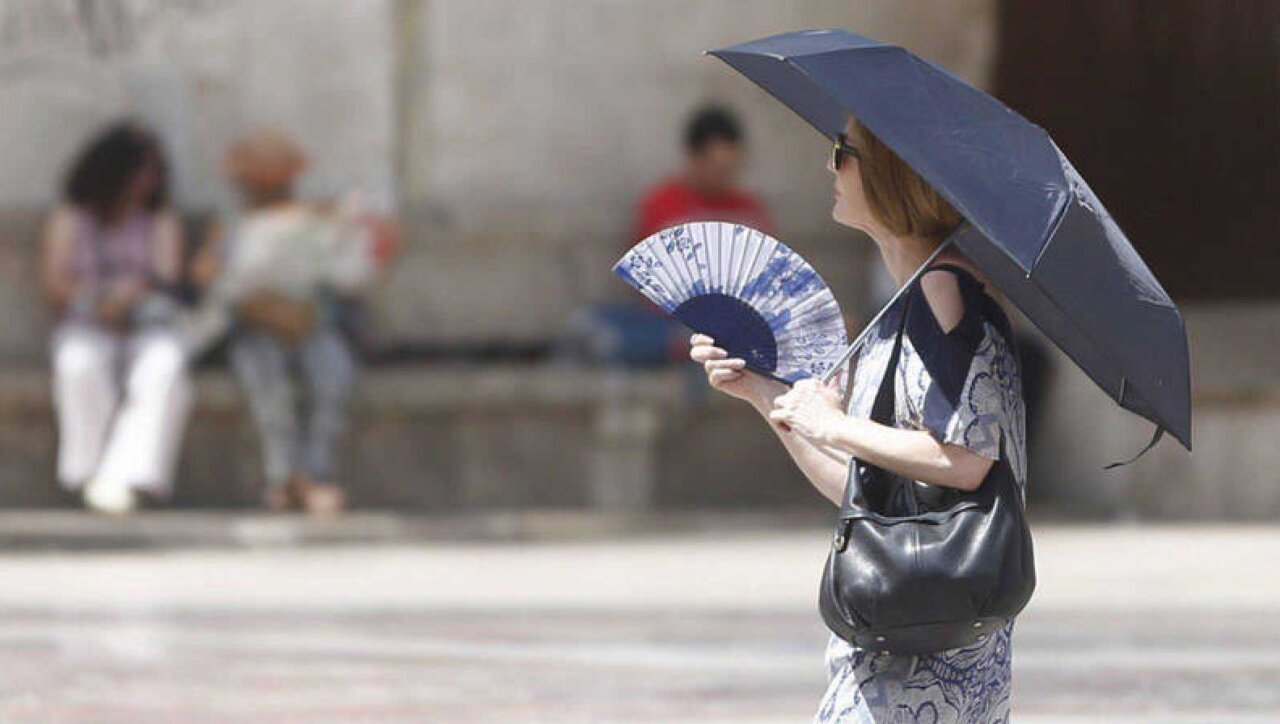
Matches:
[869,273,924,427]
[840,273,922,511]
[867,261,981,428]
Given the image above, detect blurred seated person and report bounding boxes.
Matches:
[556,105,774,368]
[41,122,192,514]
[635,104,775,240]
[189,129,397,515]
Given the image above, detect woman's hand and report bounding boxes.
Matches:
[689,333,785,408]
[96,278,147,329]
[769,378,845,444]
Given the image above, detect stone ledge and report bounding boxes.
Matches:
[0,364,752,511]
[0,364,695,411]
[0,506,1094,552]
[0,509,830,552]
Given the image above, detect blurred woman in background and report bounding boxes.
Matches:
[190,128,396,516]
[41,122,192,514]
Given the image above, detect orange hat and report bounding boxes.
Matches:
[223,128,307,192]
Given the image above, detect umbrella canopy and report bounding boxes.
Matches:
[708,29,1191,454]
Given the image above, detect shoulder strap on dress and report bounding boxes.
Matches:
[922,262,978,283]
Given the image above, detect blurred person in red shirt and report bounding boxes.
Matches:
[634,104,774,242]
[556,106,774,371]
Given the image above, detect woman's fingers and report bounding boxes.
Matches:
[690,344,727,363]
[690,333,714,346]
[708,368,743,387]
[703,357,744,374]
[691,334,752,393]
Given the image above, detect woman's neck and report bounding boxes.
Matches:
[871,228,942,287]
[871,225,1005,309]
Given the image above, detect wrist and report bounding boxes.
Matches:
[749,394,772,417]
[801,404,846,446]
[820,414,863,454]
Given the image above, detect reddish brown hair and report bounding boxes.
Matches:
[847,117,962,241]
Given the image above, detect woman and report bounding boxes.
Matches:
[190,129,380,515]
[690,116,1027,722]
[41,122,193,514]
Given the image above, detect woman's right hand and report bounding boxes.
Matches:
[96,278,147,328]
[689,333,785,409]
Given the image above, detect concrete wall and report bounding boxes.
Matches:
[0,0,396,212]
[386,0,998,347]
[0,0,997,355]
[0,0,397,362]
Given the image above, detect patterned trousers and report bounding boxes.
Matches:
[229,328,356,487]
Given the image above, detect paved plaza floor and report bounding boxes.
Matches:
[0,520,1274,722]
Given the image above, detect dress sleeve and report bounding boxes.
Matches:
[901,273,1005,461]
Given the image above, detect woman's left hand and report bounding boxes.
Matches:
[768,378,845,443]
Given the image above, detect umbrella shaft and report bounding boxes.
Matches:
[820,235,957,386]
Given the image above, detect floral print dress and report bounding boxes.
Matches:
[816,263,1029,724]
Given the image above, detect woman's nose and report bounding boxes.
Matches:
[826,153,837,175]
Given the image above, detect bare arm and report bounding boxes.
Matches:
[749,394,852,504]
[817,414,994,492]
[40,205,82,309]
[190,218,225,291]
[769,380,995,493]
[152,210,184,286]
[689,333,853,505]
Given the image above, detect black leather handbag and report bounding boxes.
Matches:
[818,276,1036,655]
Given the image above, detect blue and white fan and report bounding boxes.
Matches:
[613,221,847,384]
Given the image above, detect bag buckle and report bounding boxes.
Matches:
[833,521,851,552]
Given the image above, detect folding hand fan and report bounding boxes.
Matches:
[612,221,846,384]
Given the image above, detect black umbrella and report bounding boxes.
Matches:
[708,29,1191,462]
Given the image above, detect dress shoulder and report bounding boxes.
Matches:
[899,266,1018,462]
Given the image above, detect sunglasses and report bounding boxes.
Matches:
[831,133,862,170]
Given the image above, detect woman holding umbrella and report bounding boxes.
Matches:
[686,26,1190,721]
[690,114,1027,722]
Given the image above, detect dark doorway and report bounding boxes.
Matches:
[995,1,1280,300]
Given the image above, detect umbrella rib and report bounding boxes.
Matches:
[957,216,1176,440]
[1027,184,1073,277]
[950,222,1140,414]
[1019,262,1165,435]
[776,46,905,142]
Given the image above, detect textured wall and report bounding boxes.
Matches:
[385,0,998,346]
[0,0,996,350]
[0,0,396,211]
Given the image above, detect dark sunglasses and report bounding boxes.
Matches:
[831,133,861,170]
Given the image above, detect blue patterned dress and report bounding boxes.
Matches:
[816,264,1028,724]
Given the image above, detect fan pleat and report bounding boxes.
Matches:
[613,221,847,384]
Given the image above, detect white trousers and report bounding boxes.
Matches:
[51,322,194,495]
